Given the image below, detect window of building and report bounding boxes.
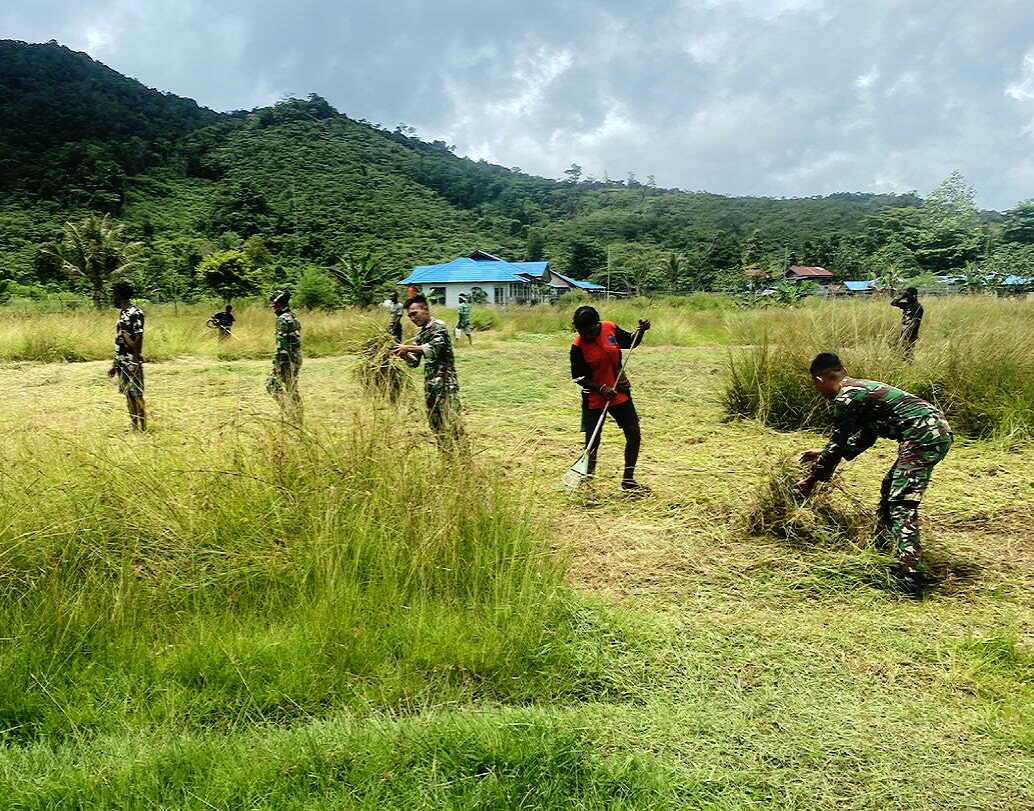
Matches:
[494,286,505,305]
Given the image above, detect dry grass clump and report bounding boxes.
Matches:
[352,325,413,402]
[741,462,874,547]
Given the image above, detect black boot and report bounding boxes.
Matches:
[897,572,926,601]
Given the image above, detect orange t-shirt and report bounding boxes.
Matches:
[572,321,630,410]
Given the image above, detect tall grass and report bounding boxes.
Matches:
[0,303,374,362]
[0,411,610,744]
[723,296,1034,442]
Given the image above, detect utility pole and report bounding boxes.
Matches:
[607,245,611,300]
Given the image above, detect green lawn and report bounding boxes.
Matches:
[1,312,1032,809]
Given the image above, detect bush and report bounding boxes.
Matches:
[469,308,500,332]
[294,266,341,310]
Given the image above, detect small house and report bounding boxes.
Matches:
[399,250,604,306]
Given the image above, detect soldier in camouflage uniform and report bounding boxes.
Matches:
[266,290,302,416]
[890,287,923,359]
[455,293,472,346]
[107,280,147,431]
[395,293,466,450]
[796,352,952,599]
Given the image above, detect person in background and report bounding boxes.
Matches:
[385,291,404,343]
[211,303,235,339]
[108,280,147,431]
[569,305,650,494]
[795,352,952,600]
[395,294,465,450]
[890,287,923,359]
[266,290,302,416]
[455,292,473,346]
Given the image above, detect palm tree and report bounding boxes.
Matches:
[52,214,140,307]
[659,252,684,294]
[329,252,397,307]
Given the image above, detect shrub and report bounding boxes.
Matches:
[469,308,500,332]
[293,265,341,310]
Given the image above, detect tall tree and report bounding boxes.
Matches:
[51,214,140,307]
[1000,200,1034,245]
[914,171,983,272]
[196,249,264,304]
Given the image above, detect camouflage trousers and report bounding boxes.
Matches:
[115,358,144,397]
[877,435,952,576]
[426,386,466,452]
[266,359,302,413]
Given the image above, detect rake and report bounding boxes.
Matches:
[559,325,645,494]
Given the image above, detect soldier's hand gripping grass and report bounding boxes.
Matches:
[796,352,953,599]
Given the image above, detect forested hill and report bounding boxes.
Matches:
[1,39,1030,299]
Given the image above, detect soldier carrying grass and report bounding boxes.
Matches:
[395,293,465,450]
[795,352,952,600]
[266,290,302,416]
[890,287,923,359]
[107,280,146,431]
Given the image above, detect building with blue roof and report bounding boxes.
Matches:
[399,251,606,306]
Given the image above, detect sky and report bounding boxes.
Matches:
[4,0,1034,211]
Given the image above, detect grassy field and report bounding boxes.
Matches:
[1,299,1033,809]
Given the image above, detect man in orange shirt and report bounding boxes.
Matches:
[570,305,650,492]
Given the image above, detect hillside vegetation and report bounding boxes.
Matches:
[3,39,1033,308]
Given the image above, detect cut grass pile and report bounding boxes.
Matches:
[740,462,874,548]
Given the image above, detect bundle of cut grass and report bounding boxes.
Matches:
[741,462,874,547]
[352,326,413,403]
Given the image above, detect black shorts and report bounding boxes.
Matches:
[581,398,639,432]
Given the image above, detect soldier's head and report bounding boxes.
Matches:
[905,286,918,298]
[270,290,290,314]
[225,304,233,313]
[111,280,133,307]
[405,294,431,327]
[809,352,845,399]
[390,291,398,303]
[573,305,602,340]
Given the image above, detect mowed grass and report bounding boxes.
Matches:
[1,299,1034,809]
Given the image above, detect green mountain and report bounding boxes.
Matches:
[1,39,1026,298]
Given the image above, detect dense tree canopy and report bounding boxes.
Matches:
[0,39,1029,303]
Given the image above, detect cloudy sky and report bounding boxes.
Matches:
[4,0,1034,210]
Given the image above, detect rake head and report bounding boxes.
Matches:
[559,453,590,493]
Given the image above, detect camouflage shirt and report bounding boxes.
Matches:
[115,304,144,360]
[457,301,471,328]
[811,378,951,481]
[408,318,459,392]
[891,294,923,340]
[275,310,302,364]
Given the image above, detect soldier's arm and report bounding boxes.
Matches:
[809,399,866,481]
[420,323,447,364]
[842,428,878,461]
